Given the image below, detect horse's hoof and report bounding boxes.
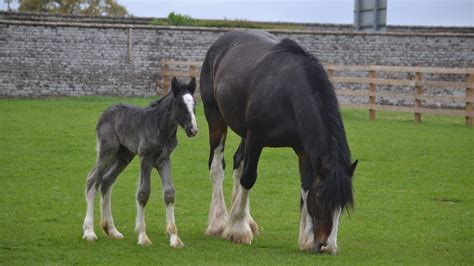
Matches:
[108,230,124,239]
[137,234,152,246]
[205,218,227,237]
[249,218,260,236]
[205,225,225,237]
[102,222,123,239]
[170,235,184,248]
[223,222,253,244]
[83,231,98,242]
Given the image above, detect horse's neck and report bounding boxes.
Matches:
[152,99,178,139]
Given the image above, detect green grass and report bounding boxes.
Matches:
[0,97,472,264]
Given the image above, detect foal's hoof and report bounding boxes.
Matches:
[170,235,184,248]
[83,231,98,242]
[102,222,123,239]
[138,234,152,246]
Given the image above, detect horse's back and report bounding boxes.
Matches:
[200,31,281,135]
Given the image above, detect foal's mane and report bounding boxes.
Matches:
[148,92,172,108]
[272,39,354,211]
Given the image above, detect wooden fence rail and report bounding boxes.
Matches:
[161,60,474,127]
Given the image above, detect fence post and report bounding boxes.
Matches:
[189,64,197,78]
[415,72,423,124]
[466,73,473,127]
[369,68,377,120]
[163,63,170,95]
[327,64,334,82]
[128,28,133,64]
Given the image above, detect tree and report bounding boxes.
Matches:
[16,0,128,16]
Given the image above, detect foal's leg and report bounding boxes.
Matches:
[135,156,154,246]
[224,133,262,244]
[99,148,134,239]
[83,139,119,241]
[156,159,184,248]
[83,166,99,241]
[231,140,259,235]
[206,125,229,236]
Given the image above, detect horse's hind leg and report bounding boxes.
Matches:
[205,115,229,237]
[99,147,134,239]
[82,135,119,241]
[83,166,99,241]
[156,159,184,248]
[231,139,259,235]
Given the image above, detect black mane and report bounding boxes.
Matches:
[274,39,354,211]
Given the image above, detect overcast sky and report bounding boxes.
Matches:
[1,0,473,26]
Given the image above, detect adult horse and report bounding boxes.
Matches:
[200,30,357,254]
[82,77,198,248]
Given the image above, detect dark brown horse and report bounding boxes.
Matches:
[200,30,357,254]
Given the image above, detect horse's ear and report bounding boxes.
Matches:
[188,77,196,95]
[348,160,358,177]
[171,77,180,96]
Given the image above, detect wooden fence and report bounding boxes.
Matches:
[161,60,474,127]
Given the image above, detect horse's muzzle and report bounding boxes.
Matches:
[185,127,198,137]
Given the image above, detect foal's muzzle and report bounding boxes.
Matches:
[185,126,198,137]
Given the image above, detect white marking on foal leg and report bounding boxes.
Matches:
[183,93,198,133]
[100,186,123,239]
[223,186,253,244]
[299,188,315,251]
[206,139,229,236]
[166,204,184,248]
[321,209,341,255]
[83,185,98,241]
[135,203,152,246]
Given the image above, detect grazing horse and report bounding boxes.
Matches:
[200,30,357,254]
[82,77,198,248]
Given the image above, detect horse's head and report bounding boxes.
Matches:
[304,158,357,254]
[171,77,198,137]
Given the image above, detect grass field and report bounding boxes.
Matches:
[0,97,472,265]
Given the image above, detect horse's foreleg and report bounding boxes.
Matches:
[157,159,184,248]
[231,140,259,235]
[135,157,153,246]
[296,152,315,250]
[224,134,262,244]
[206,131,229,237]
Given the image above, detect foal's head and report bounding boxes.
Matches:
[171,77,198,137]
[306,158,357,254]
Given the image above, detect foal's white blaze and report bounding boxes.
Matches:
[322,208,341,255]
[183,93,198,132]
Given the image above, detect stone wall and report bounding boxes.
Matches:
[0,12,473,97]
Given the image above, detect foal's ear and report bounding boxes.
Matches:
[171,77,180,96]
[188,77,196,95]
[348,160,358,177]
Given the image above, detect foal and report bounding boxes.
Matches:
[82,77,198,248]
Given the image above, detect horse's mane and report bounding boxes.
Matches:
[272,38,354,211]
[148,91,172,108]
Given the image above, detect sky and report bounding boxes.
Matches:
[1,0,473,26]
